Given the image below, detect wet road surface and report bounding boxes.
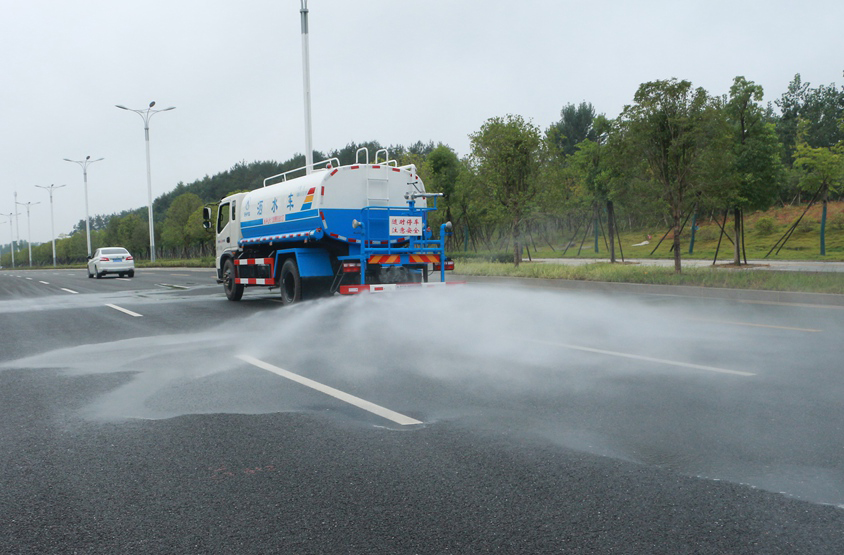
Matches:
[1,268,843,553]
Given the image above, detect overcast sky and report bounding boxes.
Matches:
[2,0,842,245]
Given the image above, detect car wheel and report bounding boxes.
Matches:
[119,272,125,278]
[95,266,102,279]
[87,268,93,278]
[128,270,134,278]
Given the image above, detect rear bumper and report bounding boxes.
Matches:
[338,281,465,295]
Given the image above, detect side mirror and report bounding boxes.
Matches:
[202,221,211,230]
[202,207,212,220]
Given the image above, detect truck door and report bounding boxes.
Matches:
[216,201,233,263]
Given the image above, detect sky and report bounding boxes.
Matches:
[1,0,842,245]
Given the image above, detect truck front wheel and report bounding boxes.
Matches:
[280,258,302,305]
[223,259,244,301]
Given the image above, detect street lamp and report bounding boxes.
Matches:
[115,101,175,262]
[63,155,103,257]
[300,0,314,174]
[35,184,67,267]
[1,212,16,268]
[15,200,40,267]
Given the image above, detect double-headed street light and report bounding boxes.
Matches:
[35,184,66,267]
[15,200,40,267]
[63,155,103,258]
[115,101,175,262]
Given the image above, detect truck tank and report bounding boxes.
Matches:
[239,163,428,247]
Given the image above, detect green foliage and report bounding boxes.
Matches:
[754,216,776,235]
[618,79,717,271]
[547,102,597,156]
[470,114,545,265]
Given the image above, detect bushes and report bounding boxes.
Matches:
[754,216,776,235]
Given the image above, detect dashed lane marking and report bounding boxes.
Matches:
[105,304,143,317]
[60,288,78,294]
[237,354,423,426]
[533,340,756,377]
[686,317,821,333]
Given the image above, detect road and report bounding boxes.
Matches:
[1,267,843,554]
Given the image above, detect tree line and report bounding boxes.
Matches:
[2,73,842,272]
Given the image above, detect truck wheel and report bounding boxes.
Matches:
[280,258,302,305]
[223,259,244,301]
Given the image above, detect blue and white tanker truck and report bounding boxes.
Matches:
[203,148,456,303]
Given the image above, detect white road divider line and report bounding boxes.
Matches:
[687,317,821,333]
[105,303,143,317]
[533,340,755,377]
[60,288,78,294]
[39,281,50,285]
[237,354,423,426]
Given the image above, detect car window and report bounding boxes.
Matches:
[102,248,129,255]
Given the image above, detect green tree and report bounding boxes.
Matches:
[117,213,149,258]
[161,192,204,257]
[619,79,716,273]
[547,102,598,157]
[723,76,785,264]
[470,115,545,266]
[793,134,844,255]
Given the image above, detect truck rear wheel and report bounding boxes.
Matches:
[280,258,302,305]
[223,259,244,301]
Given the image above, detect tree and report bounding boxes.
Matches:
[161,192,204,257]
[776,73,844,168]
[618,79,716,273]
[547,102,598,157]
[723,76,785,264]
[470,115,545,266]
[793,133,844,256]
[422,144,461,239]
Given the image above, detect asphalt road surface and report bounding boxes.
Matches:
[1,267,843,554]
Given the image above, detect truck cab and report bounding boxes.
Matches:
[214,193,245,280]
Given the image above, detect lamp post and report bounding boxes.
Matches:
[115,101,175,262]
[63,155,103,258]
[2,212,17,268]
[35,184,66,267]
[15,200,39,267]
[1,213,13,268]
[300,0,314,174]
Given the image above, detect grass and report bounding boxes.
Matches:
[516,201,844,262]
[453,260,844,295]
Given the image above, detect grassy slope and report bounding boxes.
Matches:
[453,202,844,295]
[519,201,844,262]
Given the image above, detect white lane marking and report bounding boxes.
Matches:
[533,340,755,377]
[25,277,33,280]
[61,288,79,294]
[738,299,844,310]
[237,354,423,426]
[105,304,143,317]
[39,280,50,285]
[156,283,189,290]
[687,317,821,333]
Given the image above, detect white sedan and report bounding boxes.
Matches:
[87,247,135,278]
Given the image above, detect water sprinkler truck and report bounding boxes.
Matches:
[203,148,457,303]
